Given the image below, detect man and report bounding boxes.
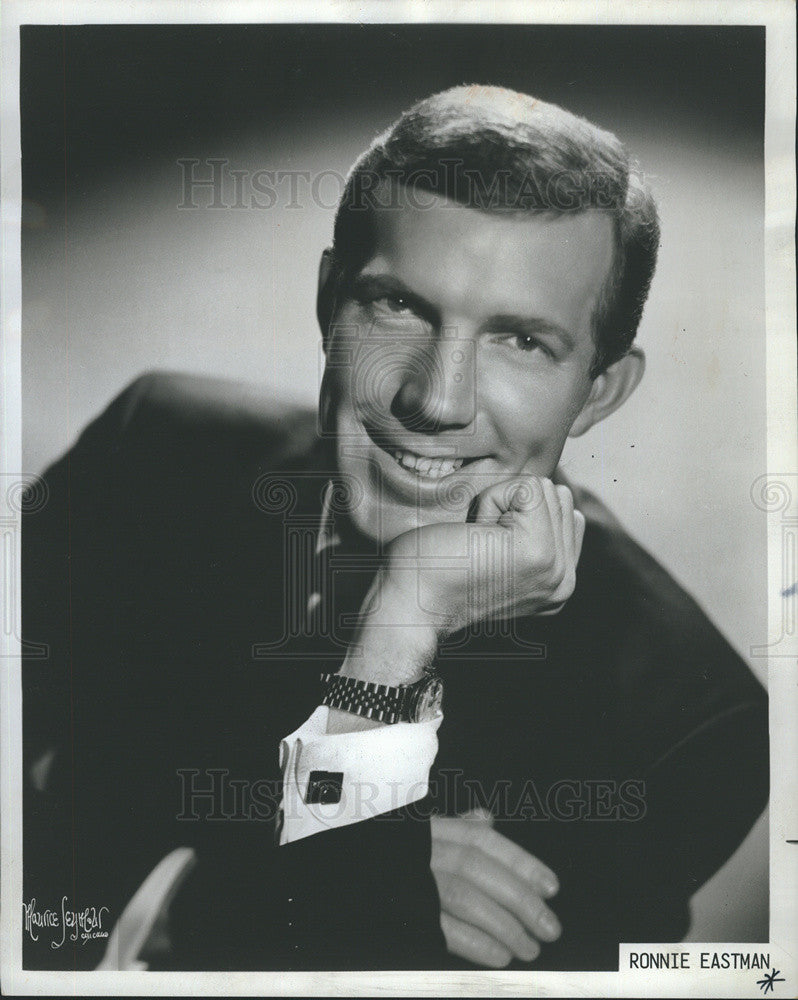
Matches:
[22,85,768,971]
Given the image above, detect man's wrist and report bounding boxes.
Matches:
[324,575,439,734]
[339,572,439,686]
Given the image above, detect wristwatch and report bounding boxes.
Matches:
[320,670,443,724]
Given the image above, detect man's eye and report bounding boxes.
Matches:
[489,332,553,359]
[504,333,549,354]
[373,294,414,315]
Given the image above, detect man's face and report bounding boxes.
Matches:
[320,190,615,544]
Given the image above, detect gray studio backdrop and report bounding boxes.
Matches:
[21,24,767,942]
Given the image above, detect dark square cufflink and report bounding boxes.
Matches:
[305,770,344,805]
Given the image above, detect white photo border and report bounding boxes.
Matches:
[1,1,795,996]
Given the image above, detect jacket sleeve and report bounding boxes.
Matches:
[158,801,446,971]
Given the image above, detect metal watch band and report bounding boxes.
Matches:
[320,672,414,724]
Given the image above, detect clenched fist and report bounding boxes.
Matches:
[333,476,584,695]
[378,477,585,638]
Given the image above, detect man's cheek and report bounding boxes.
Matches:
[513,421,568,473]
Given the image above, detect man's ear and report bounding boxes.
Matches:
[568,347,645,438]
[316,248,339,351]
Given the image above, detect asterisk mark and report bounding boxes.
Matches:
[757,968,785,994]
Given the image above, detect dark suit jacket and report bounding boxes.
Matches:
[22,372,446,971]
[22,372,768,971]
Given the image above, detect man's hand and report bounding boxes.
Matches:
[327,476,583,728]
[430,809,561,968]
[380,477,585,638]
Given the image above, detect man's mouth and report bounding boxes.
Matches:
[389,447,466,480]
[360,422,486,483]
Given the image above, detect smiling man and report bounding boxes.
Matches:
[23,85,768,972]
[308,85,768,968]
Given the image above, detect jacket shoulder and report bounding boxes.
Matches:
[35,371,319,492]
[102,371,319,466]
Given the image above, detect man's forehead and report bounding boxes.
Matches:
[363,188,615,335]
[368,182,613,252]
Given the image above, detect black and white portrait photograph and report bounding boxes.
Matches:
[1,1,795,995]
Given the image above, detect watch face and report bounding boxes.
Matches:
[412,676,443,722]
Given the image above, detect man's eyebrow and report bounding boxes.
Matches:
[484,313,575,349]
[347,273,575,348]
[347,272,439,323]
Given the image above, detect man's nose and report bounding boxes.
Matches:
[390,330,476,433]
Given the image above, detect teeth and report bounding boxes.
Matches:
[391,449,465,479]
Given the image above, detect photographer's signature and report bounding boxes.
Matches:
[23,897,109,948]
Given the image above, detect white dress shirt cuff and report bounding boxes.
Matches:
[278,705,442,846]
